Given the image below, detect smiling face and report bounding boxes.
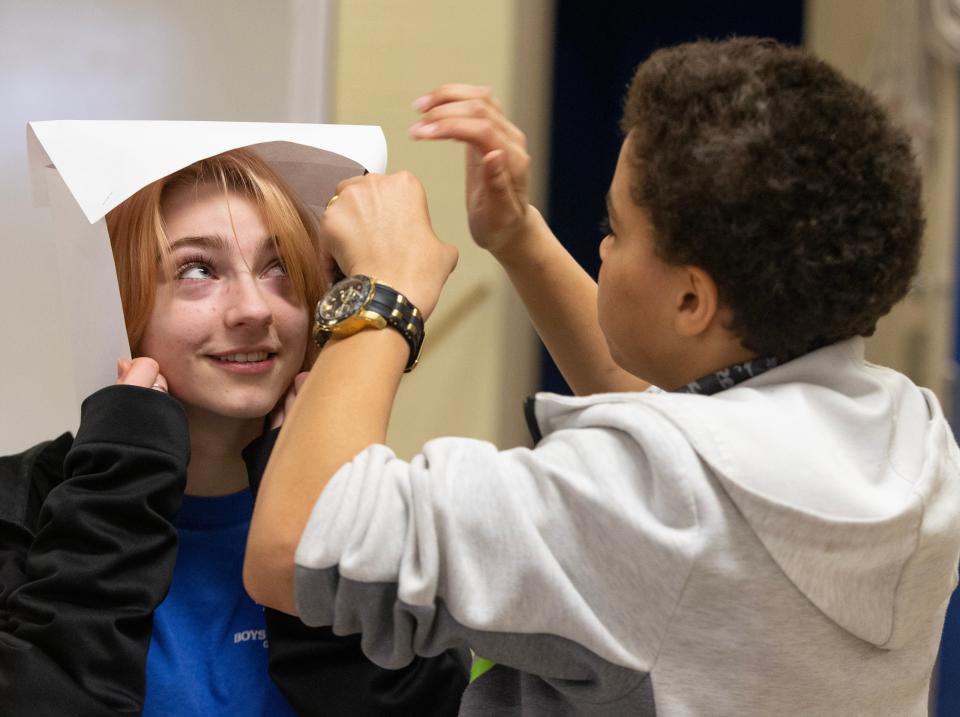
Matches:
[137,182,310,423]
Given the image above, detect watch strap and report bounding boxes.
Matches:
[368,282,425,372]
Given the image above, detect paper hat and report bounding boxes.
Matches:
[26,120,387,411]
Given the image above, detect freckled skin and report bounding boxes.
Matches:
[138,184,309,427]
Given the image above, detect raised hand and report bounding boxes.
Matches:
[116,357,168,392]
[410,84,530,257]
[320,171,458,321]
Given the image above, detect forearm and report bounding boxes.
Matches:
[1,386,188,715]
[496,208,649,394]
[245,329,408,614]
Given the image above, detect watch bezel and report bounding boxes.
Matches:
[314,275,376,330]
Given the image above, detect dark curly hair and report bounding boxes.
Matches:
[620,37,924,360]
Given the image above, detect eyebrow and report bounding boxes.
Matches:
[168,235,230,252]
[168,235,279,254]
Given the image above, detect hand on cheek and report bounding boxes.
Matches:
[268,371,310,430]
[116,357,168,393]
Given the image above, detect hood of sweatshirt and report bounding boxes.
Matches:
[533,338,960,649]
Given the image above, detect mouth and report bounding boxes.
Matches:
[207,350,278,374]
[215,351,271,363]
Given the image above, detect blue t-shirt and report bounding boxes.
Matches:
[143,489,297,717]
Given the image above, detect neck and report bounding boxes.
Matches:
[661,336,758,392]
[183,406,263,497]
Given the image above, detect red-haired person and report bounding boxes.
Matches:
[0,149,467,717]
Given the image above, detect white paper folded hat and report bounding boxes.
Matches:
[26,120,387,411]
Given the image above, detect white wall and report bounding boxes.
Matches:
[0,0,332,452]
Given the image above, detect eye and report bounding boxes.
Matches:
[176,254,215,281]
[262,260,288,278]
[599,216,615,238]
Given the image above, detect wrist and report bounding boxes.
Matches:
[488,205,551,268]
[322,328,408,374]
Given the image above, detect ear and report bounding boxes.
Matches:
[673,266,719,338]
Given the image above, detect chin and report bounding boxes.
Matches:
[176,390,281,422]
[216,403,276,420]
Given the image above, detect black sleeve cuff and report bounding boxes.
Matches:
[75,384,190,466]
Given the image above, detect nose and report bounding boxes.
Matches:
[223,274,273,328]
[599,234,610,261]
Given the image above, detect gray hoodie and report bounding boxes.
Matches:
[294,338,960,716]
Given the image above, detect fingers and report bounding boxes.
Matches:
[410,85,526,160]
[270,371,311,431]
[116,356,167,392]
[413,84,503,113]
[410,116,523,157]
[329,173,370,200]
[410,116,529,203]
[293,371,309,393]
[283,374,302,416]
[412,98,525,145]
[481,149,516,197]
[316,171,457,319]
[410,84,529,201]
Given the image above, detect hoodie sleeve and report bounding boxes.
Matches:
[0,385,188,717]
[242,428,469,717]
[294,421,702,702]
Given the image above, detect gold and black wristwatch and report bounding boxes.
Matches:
[313,275,425,372]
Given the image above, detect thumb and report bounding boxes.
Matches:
[481,150,514,200]
[293,371,310,393]
[116,358,133,382]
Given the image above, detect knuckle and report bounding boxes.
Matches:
[400,171,421,189]
[468,100,487,118]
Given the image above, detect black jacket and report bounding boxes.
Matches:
[0,385,467,716]
[0,385,188,716]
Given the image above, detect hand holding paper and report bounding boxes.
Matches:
[320,172,459,320]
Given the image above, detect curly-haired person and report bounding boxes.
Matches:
[245,38,960,716]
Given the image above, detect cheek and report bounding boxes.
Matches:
[275,303,310,359]
[138,303,211,361]
[595,266,617,336]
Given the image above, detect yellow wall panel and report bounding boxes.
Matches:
[333,1,552,456]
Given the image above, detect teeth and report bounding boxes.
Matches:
[217,352,269,363]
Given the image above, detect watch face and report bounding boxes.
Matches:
[316,275,372,324]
